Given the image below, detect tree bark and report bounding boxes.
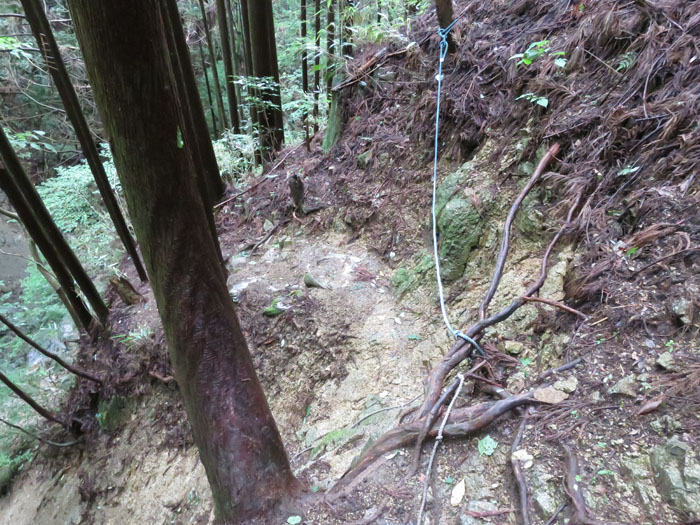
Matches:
[245,0,284,160]
[326,0,336,97]
[19,0,148,282]
[341,0,355,57]
[161,0,226,208]
[300,0,309,149]
[67,1,298,521]
[198,39,219,137]
[313,0,321,134]
[197,0,228,130]
[216,0,241,132]
[0,126,107,329]
[435,0,455,52]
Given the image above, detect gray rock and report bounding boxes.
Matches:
[620,454,662,513]
[656,351,677,371]
[651,436,700,516]
[608,375,638,397]
[553,376,578,394]
[533,488,559,517]
[507,371,527,393]
[671,298,692,325]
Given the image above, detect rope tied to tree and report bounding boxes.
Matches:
[430,18,486,359]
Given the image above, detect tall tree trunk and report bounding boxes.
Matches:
[20,0,148,282]
[341,0,354,57]
[216,0,241,132]
[435,0,455,52]
[0,370,64,426]
[239,0,261,164]
[67,1,298,521]
[0,127,107,328]
[198,39,219,137]
[377,0,382,22]
[246,0,284,160]
[224,0,242,124]
[162,0,226,208]
[313,0,321,134]
[197,0,228,130]
[326,0,336,96]
[301,0,309,150]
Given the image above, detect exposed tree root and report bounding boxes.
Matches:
[332,392,538,492]
[511,416,531,525]
[563,445,617,525]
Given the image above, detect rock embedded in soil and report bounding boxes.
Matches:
[437,196,483,281]
[651,436,700,517]
[608,375,638,397]
[553,375,578,394]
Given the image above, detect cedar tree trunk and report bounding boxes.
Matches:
[20,0,148,282]
[67,1,298,521]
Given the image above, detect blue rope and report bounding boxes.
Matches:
[430,19,486,359]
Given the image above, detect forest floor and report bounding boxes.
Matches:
[2,0,700,524]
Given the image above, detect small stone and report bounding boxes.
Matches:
[533,488,559,517]
[608,375,638,397]
[506,371,527,393]
[534,386,569,404]
[553,376,578,394]
[504,340,525,355]
[656,351,677,371]
[671,298,692,325]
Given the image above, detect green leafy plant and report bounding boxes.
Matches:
[516,92,549,108]
[511,40,566,67]
[616,52,636,71]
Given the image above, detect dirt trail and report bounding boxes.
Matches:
[0,229,447,524]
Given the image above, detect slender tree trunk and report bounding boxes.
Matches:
[0,127,107,328]
[0,206,84,330]
[341,0,354,57]
[326,0,336,96]
[68,1,298,521]
[224,0,242,125]
[198,0,228,130]
[198,39,219,137]
[301,0,309,150]
[377,0,382,22]
[435,0,455,52]
[246,0,284,160]
[216,0,240,132]
[162,0,226,208]
[239,0,261,164]
[20,0,148,282]
[0,370,64,426]
[313,0,321,134]
[0,313,101,384]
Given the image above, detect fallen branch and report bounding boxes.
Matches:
[633,246,699,274]
[0,370,65,426]
[521,296,588,319]
[213,143,303,210]
[0,313,102,384]
[512,416,531,525]
[535,358,583,383]
[0,416,81,447]
[464,508,515,518]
